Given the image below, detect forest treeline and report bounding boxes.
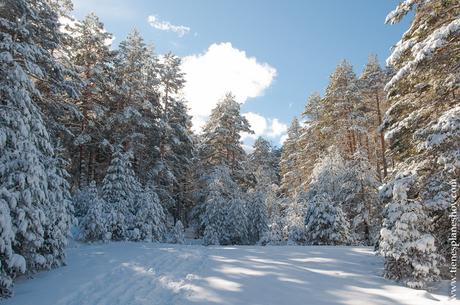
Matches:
[0,0,458,297]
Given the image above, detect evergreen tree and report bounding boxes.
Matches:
[110,29,161,177]
[134,190,166,242]
[341,150,380,245]
[322,60,366,157]
[64,13,117,188]
[285,194,307,245]
[168,220,185,244]
[298,93,326,189]
[224,197,249,245]
[305,194,350,245]
[246,190,269,244]
[0,0,73,295]
[379,175,442,288]
[359,54,389,181]
[380,0,459,285]
[203,225,220,246]
[79,181,108,242]
[199,93,253,180]
[248,137,279,186]
[153,53,194,223]
[102,146,140,240]
[280,118,302,197]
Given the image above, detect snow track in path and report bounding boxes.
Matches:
[4,242,450,305]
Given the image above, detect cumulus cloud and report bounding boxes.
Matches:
[242,112,288,145]
[147,15,190,37]
[181,42,277,132]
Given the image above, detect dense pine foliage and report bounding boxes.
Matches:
[0,0,458,297]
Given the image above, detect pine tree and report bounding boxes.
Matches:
[224,197,249,245]
[109,29,161,177]
[322,60,366,157]
[341,150,380,245]
[134,190,166,242]
[304,148,350,245]
[249,137,279,186]
[79,181,108,242]
[64,13,116,188]
[380,0,459,285]
[280,118,302,197]
[261,185,286,245]
[203,225,220,246]
[246,190,269,244]
[169,220,185,244]
[379,175,442,288]
[285,194,307,245]
[102,146,140,240]
[359,54,389,181]
[153,53,194,223]
[305,194,350,245]
[0,0,73,295]
[199,93,253,180]
[298,93,326,189]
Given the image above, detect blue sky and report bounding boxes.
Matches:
[71,0,411,147]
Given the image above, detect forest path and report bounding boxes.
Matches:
[4,242,449,305]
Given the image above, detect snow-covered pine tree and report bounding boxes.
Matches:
[358,54,389,181]
[305,147,346,203]
[199,166,249,245]
[298,93,327,189]
[203,225,220,246]
[63,13,117,188]
[380,0,459,285]
[200,167,229,244]
[153,53,194,223]
[304,194,350,245]
[248,137,279,186]
[0,187,14,296]
[261,185,286,245]
[79,181,108,242]
[285,194,307,245]
[304,148,350,245]
[224,196,249,245]
[134,189,166,242]
[280,118,302,197]
[72,184,94,220]
[246,189,269,244]
[199,93,253,181]
[341,149,380,245]
[322,60,367,157]
[102,146,141,240]
[0,0,73,295]
[40,149,73,269]
[379,174,442,288]
[109,29,161,181]
[169,220,185,244]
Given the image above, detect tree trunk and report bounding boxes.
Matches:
[375,91,388,178]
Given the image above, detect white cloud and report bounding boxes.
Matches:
[181,42,277,132]
[242,112,288,145]
[147,15,190,37]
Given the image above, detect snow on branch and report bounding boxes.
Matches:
[386,17,460,90]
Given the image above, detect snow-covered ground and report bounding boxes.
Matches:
[4,242,450,305]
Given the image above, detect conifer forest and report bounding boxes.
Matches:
[0,0,459,304]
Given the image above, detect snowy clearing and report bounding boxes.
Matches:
[3,242,450,305]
